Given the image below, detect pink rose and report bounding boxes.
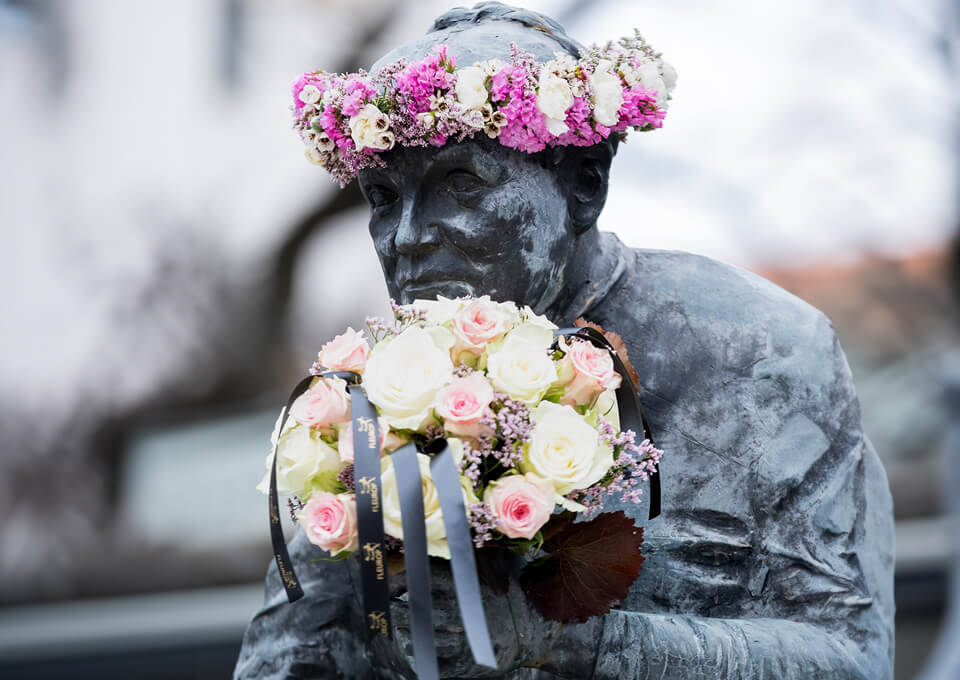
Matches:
[317,327,371,373]
[558,339,622,406]
[301,492,358,554]
[435,374,495,438]
[290,378,351,428]
[484,473,555,540]
[336,417,407,463]
[452,298,512,355]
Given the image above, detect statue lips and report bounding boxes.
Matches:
[397,276,476,303]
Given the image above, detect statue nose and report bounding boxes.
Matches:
[394,202,440,255]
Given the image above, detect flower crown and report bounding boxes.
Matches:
[291,31,676,186]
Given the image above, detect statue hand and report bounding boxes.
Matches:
[387,550,602,678]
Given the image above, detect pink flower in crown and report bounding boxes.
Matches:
[452,298,513,355]
[435,374,495,438]
[336,417,408,463]
[290,378,352,428]
[557,338,622,406]
[301,492,358,554]
[317,327,371,373]
[484,473,555,540]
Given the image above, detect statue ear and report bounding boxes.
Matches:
[562,140,617,235]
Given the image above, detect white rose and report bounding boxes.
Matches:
[381,452,470,559]
[256,422,343,497]
[477,58,507,78]
[486,334,557,404]
[661,61,678,94]
[298,84,321,105]
[409,296,464,326]
[637,61,666,102]
[522,401,613,495]
[304,148,326,166]
[417,111,435,130]
[536,70,573,136]
[455,66,489,111]
[589,60,624,127]
[349,103,393,151]
[522,305,558,331]
[619,63,640,87]
[591,388,621,431]
[362,325,454,431]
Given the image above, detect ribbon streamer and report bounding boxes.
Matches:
[267,374,315,603]
[554,327,662,519]
[431,444,497,668]
[391,443,440,680]
[348,381,393,642]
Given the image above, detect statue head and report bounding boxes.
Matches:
[356,3,624,319]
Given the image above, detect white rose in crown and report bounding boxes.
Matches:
[256,423,344,497]
[349,103,395,151]
[522,401,614,496]
[637,61,667,103]
[298,84,321,105]
[380,452,452,558]
[455,66,489,111]
[661,61,678,94]
[485,333,557,404]
[537,70,574,136]
[362,325,455,431]
[589,60,624,127]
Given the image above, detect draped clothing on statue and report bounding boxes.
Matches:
[235,234,894,679]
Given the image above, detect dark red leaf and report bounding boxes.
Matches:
[520,511,645,623]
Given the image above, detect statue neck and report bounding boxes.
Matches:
[545,228,627,325]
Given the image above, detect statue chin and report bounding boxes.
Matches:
[399,280,476,304]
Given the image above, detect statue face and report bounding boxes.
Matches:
[358,139,575,312]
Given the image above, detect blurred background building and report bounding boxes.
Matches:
[1,0,958,677]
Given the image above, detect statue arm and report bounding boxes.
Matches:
[233,532,375,680]
[540,310,894,680]
[584,610,872,680]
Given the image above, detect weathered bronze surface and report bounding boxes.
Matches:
[235,4,894,678]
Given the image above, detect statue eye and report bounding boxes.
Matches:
[444,170,485,194]
[365,185,398,209]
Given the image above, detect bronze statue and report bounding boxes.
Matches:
[235,4,894,678]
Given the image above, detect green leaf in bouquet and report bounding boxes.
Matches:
[311,550,353,562]
[519,511,645,623]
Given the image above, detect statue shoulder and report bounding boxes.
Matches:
[620,248,846,374]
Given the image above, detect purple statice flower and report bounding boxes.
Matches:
[458,436,491,486]
[365,315,397,342]
[613,85,665,132]
[489,48,552,154]
[288,495,306,523]
[337,464,355,492]
[389,298,427,328]
[488,393,532,468]
[340,74,376,116]
[586,416,665,511]
[467,502,497,548]
[554,95,606,147]
[395,45,456,118]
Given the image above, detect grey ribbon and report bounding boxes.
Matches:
[431,444,497,668]
[392,443,440,680]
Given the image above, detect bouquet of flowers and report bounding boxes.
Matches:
[258,295,662,624]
